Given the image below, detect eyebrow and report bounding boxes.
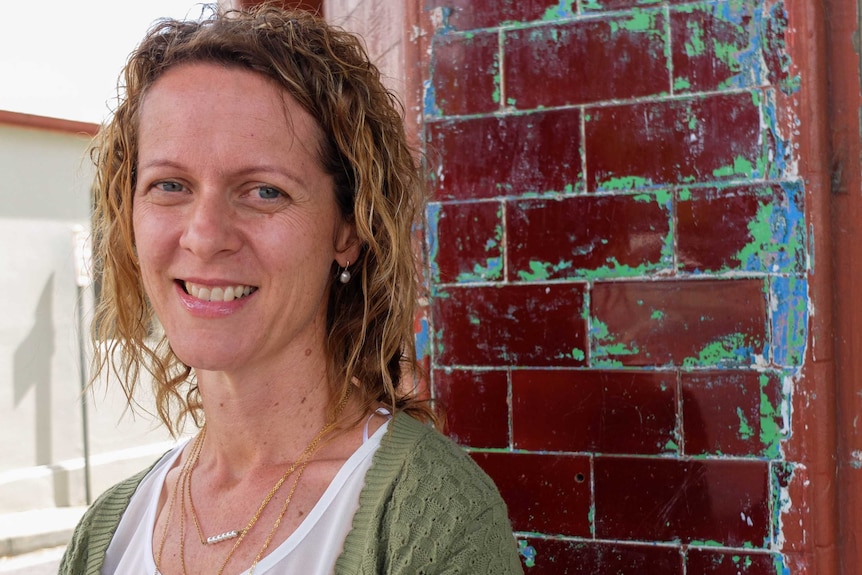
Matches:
[136,159,314,190]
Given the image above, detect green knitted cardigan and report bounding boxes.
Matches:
[59,413,524,574]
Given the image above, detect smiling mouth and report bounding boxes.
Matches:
[181,281,257,302]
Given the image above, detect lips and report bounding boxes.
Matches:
[182,281,257,302]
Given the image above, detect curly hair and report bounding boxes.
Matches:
[90,3,432,435]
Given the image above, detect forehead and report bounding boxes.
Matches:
[136,62,324,167]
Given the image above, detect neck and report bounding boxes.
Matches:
[193,358,339,478]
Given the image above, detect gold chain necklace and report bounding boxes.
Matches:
[154,426,205,575]
[155,387,352,575]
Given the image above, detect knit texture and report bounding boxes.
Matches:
[58,413,524,574]
[334,414,523,574]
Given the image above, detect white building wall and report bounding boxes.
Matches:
[0,121,177,514]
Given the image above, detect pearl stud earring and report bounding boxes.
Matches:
[339,261,352,284]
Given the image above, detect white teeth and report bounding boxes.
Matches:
[184,282,255,302]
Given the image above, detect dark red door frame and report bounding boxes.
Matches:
[825,0,862,570]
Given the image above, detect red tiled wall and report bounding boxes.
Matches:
[425,0,805,573]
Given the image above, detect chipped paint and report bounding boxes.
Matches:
[735,182,806,274]
[759,373,785,458]
[415,314,431,364]
[682,333,754,368]
[424,0,807,567]
[609,10,659,35]
[518,260,573,281]
[518,540,537,567]
[737,407,754,440]
[426,203,442,283]
[770,275,808,367]
[598,175,653,191]
[591,317,640,363]
[541,0,576,22]
[423,79,441,119]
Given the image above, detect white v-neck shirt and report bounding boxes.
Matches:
[103,419,389,575]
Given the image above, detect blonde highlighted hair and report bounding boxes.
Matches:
[91,4,432,434]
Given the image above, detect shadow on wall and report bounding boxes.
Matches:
[13,273,55,466]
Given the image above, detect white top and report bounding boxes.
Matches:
[103,418,389,575]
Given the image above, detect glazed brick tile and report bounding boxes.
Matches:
[585,93,761,192]
[426,108,583,201]
[473,452,591,536]
[512,370,677,454]
[428,201,503,283]
[425,0,567,31]
[671,2,762,93]
[508,194,671,281]
[595,457,770,546]
[678,183,805,273]
[590,279,767,367]
[433,368,509,448]
[432,284,587,367]
[431,30,499,116]
[682,371,785,458]
[517,538,682,574]
[505,13,669,109]
[686,549,782,574]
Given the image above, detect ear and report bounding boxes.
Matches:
[334,218,362,267]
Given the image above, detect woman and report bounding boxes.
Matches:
[59,5,522,575]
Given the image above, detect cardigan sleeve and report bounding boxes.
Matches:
[336,413,524,574]
[58,463,157,575]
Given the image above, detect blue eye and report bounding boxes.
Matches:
[257,186,283,200]
[156,181,184,192]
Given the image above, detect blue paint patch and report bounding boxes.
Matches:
[760,90,795,180]
[541,0,576,21]
[735,181,806,274]
[770,275,808,368]
[426,203,442,283]
[711,1,766,90]
[415,314,431,364]
[423,79,442,118]
[518,540,537,568]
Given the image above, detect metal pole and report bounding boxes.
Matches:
[73,226,92,505]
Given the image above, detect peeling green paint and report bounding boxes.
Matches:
[632,190,671,204]
[759,373,783,458]
[734,185,805,274]
[518,540,537,568]
[518,260,573,281]
[651,309,665,321]
[682,333,752,367]
[571,348,585,361]
[541,0,576,21]
[591,317,640,362]
[685,20,706,56]
[737,407,754,440]
[598,175,652,190]
[610,10,657,34]
[664,438,679,452]
[457,258,504,283]
[679,187,692,201]
[674,77,692,91]
[691,539,724,547]
[712,155,755,178]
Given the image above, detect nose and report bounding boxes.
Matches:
[179,192,242,259]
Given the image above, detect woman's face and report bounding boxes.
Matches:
[132,62,358,375]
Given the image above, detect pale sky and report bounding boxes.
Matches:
[0,1,210,125]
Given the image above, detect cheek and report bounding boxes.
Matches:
[132,208,169,287]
